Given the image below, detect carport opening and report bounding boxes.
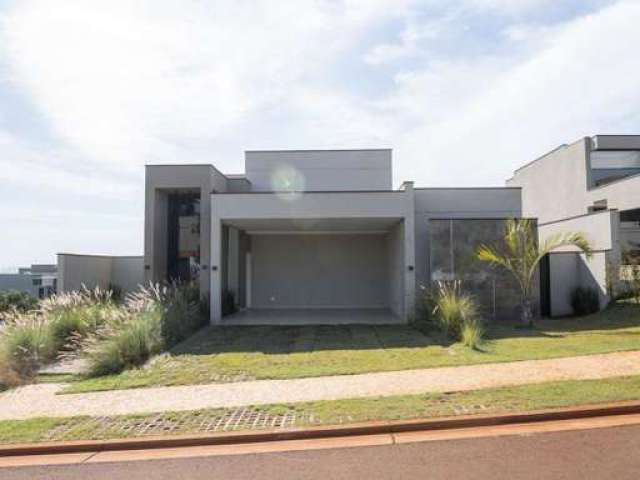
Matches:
[219,218,405,324]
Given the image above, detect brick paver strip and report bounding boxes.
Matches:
[1,351,640,421]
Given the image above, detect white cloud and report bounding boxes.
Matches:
[466,0,556,15]
[0,131,139,198]
[1,0,639,266]
[0,0,401,169]
[392,0,640,186]
[363,8,458,66]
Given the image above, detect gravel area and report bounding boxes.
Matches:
[1,350,640,421]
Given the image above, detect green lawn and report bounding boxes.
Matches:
[62,303,640,394]
[4,375,640,444]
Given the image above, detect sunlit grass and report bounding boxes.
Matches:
[63,303,640,394]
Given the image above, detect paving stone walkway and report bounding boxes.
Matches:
[2,350,640,421]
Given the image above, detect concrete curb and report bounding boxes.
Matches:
[2,401,640,457]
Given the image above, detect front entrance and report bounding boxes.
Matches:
[167,193,201,283]
[540,254,551,317]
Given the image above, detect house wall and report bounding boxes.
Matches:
[548,251,609,316]
[0,274,37,297]
[226,227,240,305]
[507,139,591,224]
[413,188,523,293]
[57,254,113,292]
[508,136,640,222]
[586,174,640,214]
[387,221,404,318]
[144,164,229,297]
[245,150,392,191]
[214,191,407,219]
[539,210,618,315]
[57,254,144,293]
[250,234,389,309]
[111,256,145,292]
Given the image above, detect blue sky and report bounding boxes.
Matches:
[0,0,638,269]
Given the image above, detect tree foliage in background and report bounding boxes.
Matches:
[0,290,38,320]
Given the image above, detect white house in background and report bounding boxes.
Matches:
[144,149,525,325]
[508,135,640,316]
[0,264,57,298]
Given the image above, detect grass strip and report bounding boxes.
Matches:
[3,374,640,444]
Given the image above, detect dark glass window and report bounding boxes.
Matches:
[428,219,531,321]
[591,151,640,187]
[167,193,201,283]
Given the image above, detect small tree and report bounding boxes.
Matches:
[476,219,592,327]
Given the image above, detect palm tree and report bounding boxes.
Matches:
[476,218,592,327]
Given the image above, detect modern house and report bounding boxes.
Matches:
[0,264,57,298]
[144,149,524,325]
[508,135,640,316]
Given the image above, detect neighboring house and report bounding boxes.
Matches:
[508,135,640,316]
[57,254,144,294]
[144,149,525,324]
[0,264,57,298]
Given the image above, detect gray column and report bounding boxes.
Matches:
[401,181,416,320]
[210,212,222,324]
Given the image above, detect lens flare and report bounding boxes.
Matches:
[270,165,306,202]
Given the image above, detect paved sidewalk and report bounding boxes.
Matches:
[1,350,640,421]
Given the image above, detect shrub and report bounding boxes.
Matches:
[49,303,119,353]
[78,283,206,377]
[39,288,117,353]
[630,266,640,305]
[410,285,436,331]
[461,319,485,350]
[570,287,600,316]
[0,290,38,319]
[0,315,55,387]
[431,281,485,348]
[107,283,124,303]
[432,281,479,338]
[82,308,164,377]
[222,290,237,316]
[126,283,204,346]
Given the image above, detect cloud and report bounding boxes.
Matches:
[0,0,639,266]
[388,0,640,185]
[466,0,557,15]
[0,0,401,170]
[0,131,139,198]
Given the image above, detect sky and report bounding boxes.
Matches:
[1,0,639,270]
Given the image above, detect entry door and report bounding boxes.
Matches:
[539,254,551,317]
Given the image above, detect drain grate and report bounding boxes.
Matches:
[42,408,311,441]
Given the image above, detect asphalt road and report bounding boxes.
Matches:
[4,423,640,480]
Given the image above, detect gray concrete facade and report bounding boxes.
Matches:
[144,149,522,324]
[0,264,57,299]
[57,254,144,293]
[509,135,640,316]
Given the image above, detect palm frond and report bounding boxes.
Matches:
[528,231,593,282]
[477,244,513,270]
